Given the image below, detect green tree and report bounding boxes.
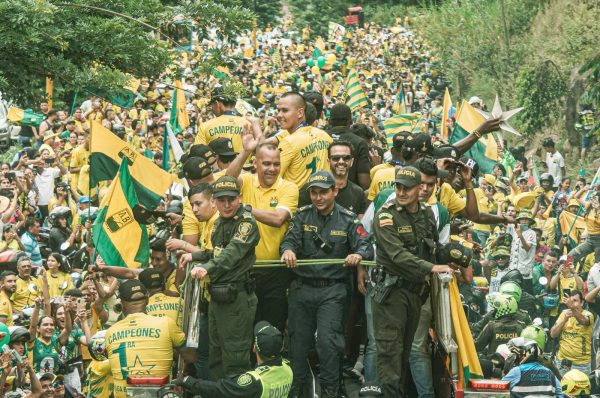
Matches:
[240,0,282,26]
[0,0,252,107]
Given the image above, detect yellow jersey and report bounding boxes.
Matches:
[369,162,393,180]
[46,272,74,299]
[278,126,333,187]
[182,199,203,238]
[240,174,299,260]
[0,291,13,326]
[585,208,600,235]
[146,292,182,326]
[195,113,250,153]
[164,269,177,295]
[106,312,185,398]
[556,309,594,364]
[427,183,466,217]
[84,360,113,398]
[368,167,395,201]
[69,145,90,191]
[11,276,42,312]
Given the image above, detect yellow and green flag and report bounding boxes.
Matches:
[391,87,406,115]
[170,80,190,134]
[313,36,326,58]
[92,158,149,269]
[449,278,483,386]
[559,210,587,246]
[89,121,174,208]
[450,100,500,174]
[6,107,44,127]
[382,113,421,147]
[344,69,369,112]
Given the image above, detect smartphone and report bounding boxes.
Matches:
[45,158,55,165]
[563,289,571,299]
[77,297,86,313]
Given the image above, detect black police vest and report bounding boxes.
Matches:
[510,364,556,398]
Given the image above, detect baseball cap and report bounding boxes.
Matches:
[432,144,459,160]
[253,321,283,358]
[404,133,433,156]
[118,279,148,302]
[208,138,237,157]
[392,132,411,150]
[181,144,216,165]
[329,104,352,123]
[78,196,91,205]
[395,166,421,188]
[138,268,165,290]
[305,171,336,190]
[212,175,241,198]
[468,96,482,105]
[459,157,480,177]
[178,157,212,181]
[438,242,473,268]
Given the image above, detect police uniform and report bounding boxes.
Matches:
[474,314,526,353]
[191,176,260,380]
[280,171,373,398]
[371,166,438,398]
[180,321,293,398]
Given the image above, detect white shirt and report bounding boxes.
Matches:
[586,263,600,302]
[34,167,61,206]
[545,151,565,187]
[507,225,537,279]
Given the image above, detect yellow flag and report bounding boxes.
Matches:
[46,75,54,109]
[441,87,452,141]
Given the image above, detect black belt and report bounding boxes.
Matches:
[210,281,247,291]
[297,277,346,288]
[396,278,427,295]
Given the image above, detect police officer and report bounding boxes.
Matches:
[177,321,293,398]
[475,294,526,354]
[280,170,373,398]
[371,166,454,398]
[183,175,259,380]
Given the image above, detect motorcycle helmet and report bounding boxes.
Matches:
[8,326,30,344]
[48,206,72,227]
[507,337,541,364]
[499,281,522,303]
[540,173,554,187]
[561,369,591,396]
[500,269,524,287]
[520,324,547,351]
[89,330,107,361]
[490,294,518,319]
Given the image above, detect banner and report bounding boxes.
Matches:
[328,22,346,42]
[382,113,421,147]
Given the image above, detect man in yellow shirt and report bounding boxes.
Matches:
[0,271,16,326]
[195,88,250,153]
[225,133,299,332]
[139,268,182,326]
[69,134,90,195]
[277,92,332,187]
[11,257,48,312]
[105,280,195,398]
[550,290,594,375]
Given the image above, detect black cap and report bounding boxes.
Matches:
[181,144,216,165]
[404,133,433,155]
[138,268,165,290]
[208,138,237,157]
[306,170,336,189]
[542,138,555,148]
[212,175,241,198]
[118,280,148,302]
[329,104,352,123]
[432,144,459,160]
[178,157,213,181]
[438,242,473,268]
[304,91,324,115]
[392,132,411,150]
[459,157,480,177]
[253,321,283,358]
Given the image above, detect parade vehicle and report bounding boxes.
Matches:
[344,7,364,27]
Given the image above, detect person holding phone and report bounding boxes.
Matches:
[548,256,584,320]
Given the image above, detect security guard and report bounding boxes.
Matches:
[178,321,293,398]
[185,175,259,380]
[281,170,373,398]
[372,166,454,398]
[475,294,526,354]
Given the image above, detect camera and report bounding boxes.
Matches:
[45,158,55,165]
[4,171,15,181]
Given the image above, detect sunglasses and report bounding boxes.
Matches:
[330,155,352,162]
[52,381,64,388]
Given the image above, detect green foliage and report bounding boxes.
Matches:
[240,0,282,26]
[0,0,252,108]
[288,0,348,37]
[0,144,22,164]
[515,61,567,136]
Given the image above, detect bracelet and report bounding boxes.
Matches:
[465,187,474,191]
[472,130,482,138]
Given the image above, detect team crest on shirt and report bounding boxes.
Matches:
[237,373,253,386]
[270,196,279,207]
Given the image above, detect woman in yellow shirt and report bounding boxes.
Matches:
[0,224,24,253]
[45,253,74,299]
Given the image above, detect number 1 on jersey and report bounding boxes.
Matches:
[306,156,317,174]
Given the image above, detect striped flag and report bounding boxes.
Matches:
[170,80,189,134]
[450,100,500,174]
[344,69,369,112]
[441,87,452,141]
[92,158,149,269]
[382,113,421,147]
[313,36,326,58]
[162,123,184,171]
[89,121,174,209]
[6,107,44,127]
[392,87,406,115]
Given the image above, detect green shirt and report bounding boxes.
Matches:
[28,336,61,374]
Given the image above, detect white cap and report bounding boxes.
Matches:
[468,96,482,105]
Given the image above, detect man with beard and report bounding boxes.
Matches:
[0,271,16,326]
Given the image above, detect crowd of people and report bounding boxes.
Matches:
[0,16,599,398]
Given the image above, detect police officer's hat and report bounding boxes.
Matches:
[395,166,421,188]
[254,321,283,358]
[306,171,336,190]
[438,242,473,268]
[212,176,241,198]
